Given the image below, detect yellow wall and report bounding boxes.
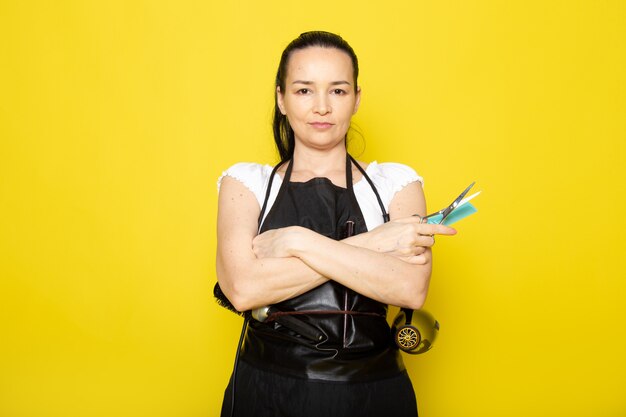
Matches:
[1,1,625,416]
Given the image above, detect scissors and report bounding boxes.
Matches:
[421,181,476,225]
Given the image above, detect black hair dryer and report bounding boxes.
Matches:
[391,308,440,354]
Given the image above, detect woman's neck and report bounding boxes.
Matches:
[290,144,347,178]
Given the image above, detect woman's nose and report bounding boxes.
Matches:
[313,94,331,115]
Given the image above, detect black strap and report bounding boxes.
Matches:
[257,160,288,232]
[349,155,390,223]
[257,154,390,230]
[345,153,354,191]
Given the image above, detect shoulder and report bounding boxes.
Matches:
[355,161,424,206]
[217,162,275,204]
[354,161,424,227]
[365,161,424,194]
[368,162,425,218]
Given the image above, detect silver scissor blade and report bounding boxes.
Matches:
[451,181,475,208]
[440,181,476,220]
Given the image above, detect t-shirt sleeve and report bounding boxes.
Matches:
[370,162,424,208]
[217,162,273,206]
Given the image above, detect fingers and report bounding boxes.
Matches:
[395,216,457,236]
[403,221,456,236]
[411,214,424,224]
[395,245,427,257]
[423,221,456,234]
[400,254,429,265]
[414,234,436,248]
[417,223,457,236]
[420,235,435,247]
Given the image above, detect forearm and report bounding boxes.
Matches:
[305,230,389,255]
[289,228,432,309]
[218,228,416,311]
[217,252,329,311]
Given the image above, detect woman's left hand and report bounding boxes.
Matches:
[252,226,303,259]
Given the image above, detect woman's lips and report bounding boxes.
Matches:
[309,122,334,129]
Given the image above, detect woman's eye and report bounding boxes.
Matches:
[297,88,310,94]
[332,89,347,95]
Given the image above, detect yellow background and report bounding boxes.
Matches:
[1,1,625,416]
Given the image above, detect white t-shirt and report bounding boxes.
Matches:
[217,161,423,231]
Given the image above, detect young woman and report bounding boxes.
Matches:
[216,31,456,417]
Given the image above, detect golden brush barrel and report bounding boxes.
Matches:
[391,308,440,354]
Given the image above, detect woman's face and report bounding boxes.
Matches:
[277,47,361,152]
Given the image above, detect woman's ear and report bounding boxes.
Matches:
[353,86,361,114]
[276,86,286,115]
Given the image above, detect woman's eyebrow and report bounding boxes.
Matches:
[291,80,352,86]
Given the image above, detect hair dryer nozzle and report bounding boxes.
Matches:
[391,308,440,354]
